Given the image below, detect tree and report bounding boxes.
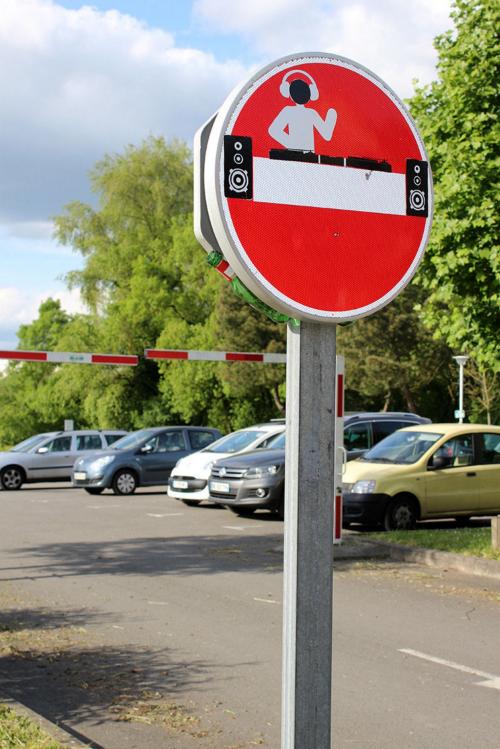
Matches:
[0,300,78,446]
[52,138,201,429]
[409,0,499,370]
[337,285,454,419]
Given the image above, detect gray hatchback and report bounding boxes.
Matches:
[0,429,127,490]
[72,426,222,495]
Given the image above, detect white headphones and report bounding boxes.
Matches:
[280,69,319,101]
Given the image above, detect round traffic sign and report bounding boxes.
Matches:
[204,52,433,322]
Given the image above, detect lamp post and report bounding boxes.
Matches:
[452,355,469,423]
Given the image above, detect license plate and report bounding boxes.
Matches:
[210,481,230,493]
[172,479,188,489]
[74,471,87,481]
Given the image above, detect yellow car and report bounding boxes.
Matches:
[342,423,500,530]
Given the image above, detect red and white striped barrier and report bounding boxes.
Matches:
[144,349,286,364]
[0,350,138,366]
[334,355,345,545]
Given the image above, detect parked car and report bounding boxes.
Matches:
[342,423,500,530]
[209,431,286,517]
[167,421,286,506]
[207,412,430,517]
[343,411,431,460]
[0,429,128,490]
[72,426,222,495]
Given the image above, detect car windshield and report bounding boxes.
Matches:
[203,430,265,454]
[11,434,52,452]
[110,429,158,451]
[360,430,444,464]
[266,432,286,449]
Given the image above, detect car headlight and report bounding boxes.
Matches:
[351,480,376,494]
[244,465,280,478]
[90,455,116,473]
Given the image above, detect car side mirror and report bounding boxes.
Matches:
[428,455,448,470]
[139,444,154,454]
[37,446,49,454]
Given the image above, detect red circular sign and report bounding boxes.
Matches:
[205,53,432,321]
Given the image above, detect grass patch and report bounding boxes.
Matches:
[0,704,66,749]
[369,527,500,560]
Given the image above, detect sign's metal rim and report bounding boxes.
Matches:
[204,51,433,322]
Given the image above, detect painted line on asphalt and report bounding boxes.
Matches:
[253,597,280,605]
[399,648,500,691]
[147,600,169,606]
[222,524,264,531]
[146,512,183,517]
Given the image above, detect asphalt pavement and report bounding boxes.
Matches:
[0,484,499,749]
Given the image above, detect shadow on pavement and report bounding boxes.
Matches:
[0,643,213,722]
[1,533,284,581]
[0,605,115,633]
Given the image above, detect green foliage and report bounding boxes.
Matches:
[409,0,500,370]
[0,300,77,446]
[338,285,454,418]
[0,704,65,749]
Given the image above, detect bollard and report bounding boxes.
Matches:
[492,517,500,550]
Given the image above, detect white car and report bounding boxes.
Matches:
[167,421,285,506]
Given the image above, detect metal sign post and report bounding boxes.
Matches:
[283,321,336,748]
[195,50,432,749]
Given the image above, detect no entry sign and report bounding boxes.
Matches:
[201,52,433,322]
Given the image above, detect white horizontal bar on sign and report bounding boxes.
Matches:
[46,351,92,364]
[253,157,406,216]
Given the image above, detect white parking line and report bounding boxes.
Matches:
[147,600,169,606]
[222,524,264,531]
[254,597,280,605]
[399,648,500,691]
[146,512,183,517]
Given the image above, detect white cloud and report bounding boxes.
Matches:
[194,0,452,96]
[0,286,86,338]
[0,0,247,226]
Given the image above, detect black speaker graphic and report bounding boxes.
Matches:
[224,135,253,199]
[406,159,428,217]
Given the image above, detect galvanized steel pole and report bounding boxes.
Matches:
[282,320,336,748]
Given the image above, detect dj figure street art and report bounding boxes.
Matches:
[213,54,431,321]
[268,69,337,153]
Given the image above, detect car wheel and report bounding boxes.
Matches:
[112,470,137,495]
[85,488,104,495]
[1,466,24,490]
[229,506,256,517]
[384,496,417,531]
[181,499,201,507]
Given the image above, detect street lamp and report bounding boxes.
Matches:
[452,355,469,423]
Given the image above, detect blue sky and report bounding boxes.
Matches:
[0,0,453,352]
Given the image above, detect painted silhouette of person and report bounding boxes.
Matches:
[268,71,337,152]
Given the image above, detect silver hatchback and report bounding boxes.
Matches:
[0,430,127,490]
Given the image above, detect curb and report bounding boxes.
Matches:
[0,693,100,748]
[352,536,500,581]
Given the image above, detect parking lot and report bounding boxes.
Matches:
[1,484,500,748]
